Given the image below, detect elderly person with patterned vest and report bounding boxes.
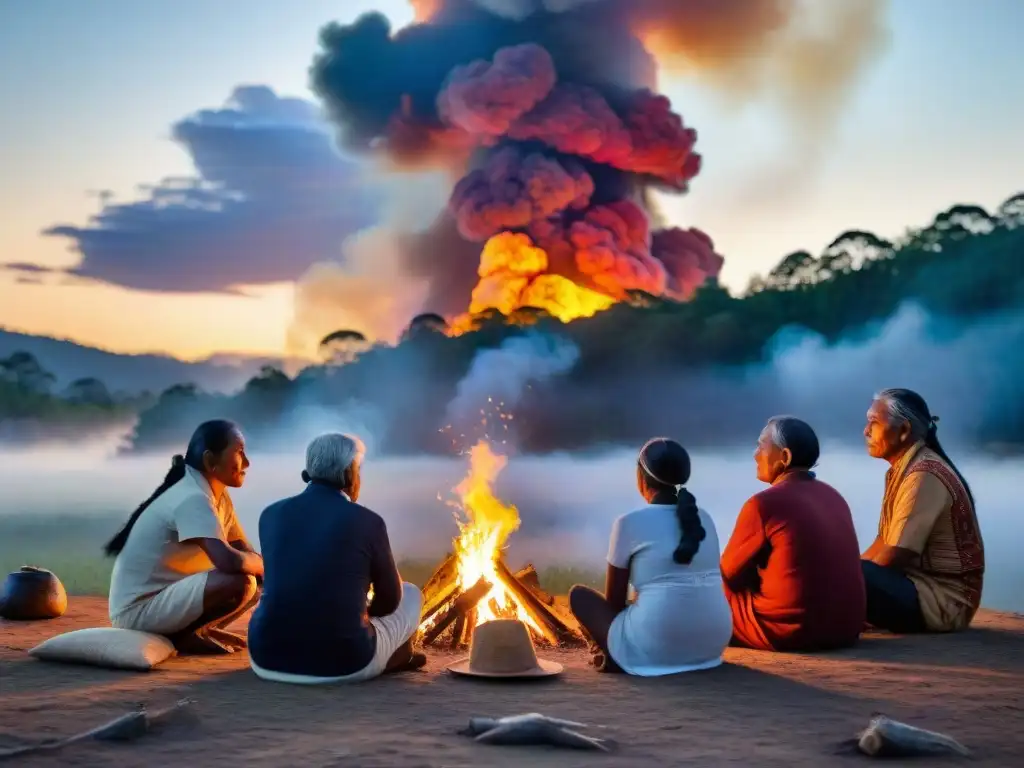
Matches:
[861,389,985,633]
[247,433,425,683]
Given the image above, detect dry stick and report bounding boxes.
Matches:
[0,699,195,762]
[514,564,554,605]
[422,577,492,646]
[420,553,457,606]
[420,555,460,624]
[495,559,567,646]
[449,614,466,650]
[419,581,459,629]
[459,608,477,646]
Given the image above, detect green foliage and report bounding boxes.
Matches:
[0,351,144,428]
[19,192,1019,454]
[79,191,1024,452]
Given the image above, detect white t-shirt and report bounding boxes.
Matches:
[108,466,246,620]
[606,504,733,676]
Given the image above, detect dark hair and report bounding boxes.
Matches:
[765,416,820,471]
[638,437,706,565]
[876,388,974,507]
[104,420,241,556]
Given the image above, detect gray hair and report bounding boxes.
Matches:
[304,433,366,485]
[873,388,934,442]
[760,415,820,469]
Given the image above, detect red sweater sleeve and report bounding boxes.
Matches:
[721,496,768,590]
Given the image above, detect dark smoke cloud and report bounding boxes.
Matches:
[304,0,886,322]
[41,86,382,294]
[450,147,594,241]
[310,1,725,318]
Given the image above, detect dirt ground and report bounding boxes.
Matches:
[2,599,1023,767]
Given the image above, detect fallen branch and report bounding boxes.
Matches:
[0,698,195,762]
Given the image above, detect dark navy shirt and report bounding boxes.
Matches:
[247,482,403,677]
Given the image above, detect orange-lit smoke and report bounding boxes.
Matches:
[458,232,615,328]
[309,0,886,332]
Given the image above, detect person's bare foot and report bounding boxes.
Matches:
[383,651,427,674]
[171,629,233,656]
[208,628,247,651]
[383,638,427,674]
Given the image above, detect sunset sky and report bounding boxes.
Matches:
[1,0,1022,361]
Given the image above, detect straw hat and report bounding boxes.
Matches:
[448,619,563,678]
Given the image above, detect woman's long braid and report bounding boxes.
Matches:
[672,488,706,565]
[104,456,186,556]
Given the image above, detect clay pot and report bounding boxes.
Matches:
[0,566,68,621]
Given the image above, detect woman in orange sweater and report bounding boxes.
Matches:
[721,416,865,651]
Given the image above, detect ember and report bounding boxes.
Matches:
[417,439,583,648]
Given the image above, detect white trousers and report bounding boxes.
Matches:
[249,582,423,684]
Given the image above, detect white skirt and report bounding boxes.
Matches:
[607,574,733,677]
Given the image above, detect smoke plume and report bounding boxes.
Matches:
[446,332,580,440]
[310,0,735,323]
[305,0,887,326]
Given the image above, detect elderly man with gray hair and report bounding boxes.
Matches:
[247,433,425,683]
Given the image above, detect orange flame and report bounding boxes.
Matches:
[419,439,549,639]
[449,232,616,334]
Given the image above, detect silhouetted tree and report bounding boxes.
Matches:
[0,351,55,394]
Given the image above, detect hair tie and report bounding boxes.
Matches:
[301,470,311,484]
[171,454,185,469]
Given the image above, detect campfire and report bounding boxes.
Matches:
[416,440,583,649]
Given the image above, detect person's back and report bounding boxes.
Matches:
[746,477,865,646]
[722,416,865,652]
[614,504,733,672]
[248,483,398,677]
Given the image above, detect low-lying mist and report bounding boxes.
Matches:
[1,444,1021,614]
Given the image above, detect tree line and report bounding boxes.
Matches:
[5,191,1021,453]
[0,351,147,439]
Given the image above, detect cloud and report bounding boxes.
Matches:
[1,263,57,275]
[39,85,383,294]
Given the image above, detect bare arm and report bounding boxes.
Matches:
[367,519,402,618]
[861,537,884,561]
[603,563,630,614]
[175,495,262,576]
[194,537,264,577]
[866,471,948,573]
[863,541,919,570]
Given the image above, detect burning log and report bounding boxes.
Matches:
[420,552,459,622]
[417,555,584,648]
[450,615,466,651]
[514,564,554,606]
[495,559,571,646]
[421,576,492,647]
[422,553,457,603]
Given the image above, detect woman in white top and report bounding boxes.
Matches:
[569,437,733,675]
[106,420,264,654]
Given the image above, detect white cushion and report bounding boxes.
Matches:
[28,627,176,671]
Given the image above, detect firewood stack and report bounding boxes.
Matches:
[417,553,585,648]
